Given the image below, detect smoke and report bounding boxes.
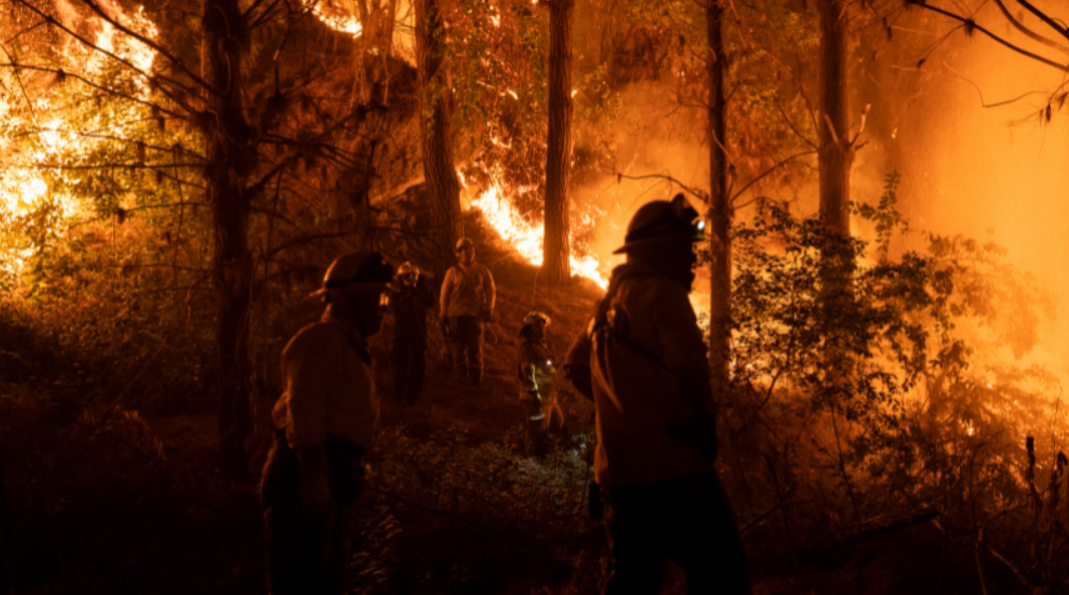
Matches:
[873,4,1069,379]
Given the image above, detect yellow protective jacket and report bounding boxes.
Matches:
[271,309,378,451]
[564,262,717,486]
[439,262,496,319]
[517,339,556,400]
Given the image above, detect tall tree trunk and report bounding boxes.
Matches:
[543,0,573,284]
[416,0,462,273]
[817,0,855,423]
[706,0,731,392]
[817,0,853,242]
[203,0,255,473]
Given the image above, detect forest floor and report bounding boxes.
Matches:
[0,214,934,594]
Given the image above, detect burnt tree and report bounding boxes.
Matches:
[202,0,256,473]
[707,0,731,390]
[416,0,463,272]
[542,0,573,284]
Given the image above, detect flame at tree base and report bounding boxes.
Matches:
[469,184,608,289]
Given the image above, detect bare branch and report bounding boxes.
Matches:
[908,0,1069,73]
[11,0,214,99]
[731,149,819,203]
[0,63,187,118]
[76,0,220,95]
[994,0,1069,54]
[1011,0,1069,41]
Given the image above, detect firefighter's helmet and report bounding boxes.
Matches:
[523,311,551,327]
[519,311,551,336]
[612,193,706,254]
[455,237,474,252]
[314,252,393,296]
[396,261,419,285]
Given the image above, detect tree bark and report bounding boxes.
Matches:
[707,0,731,392]
[817,0,854,391]
[542,0,573,284]
[817,0,853,241]
[416,0,463,273]
[202,0,255,473]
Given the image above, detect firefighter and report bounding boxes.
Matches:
[439,237,496,385]
[516,311,563,457]
[563,194,750,594]
[260,251,393,595]
[389,262,436,405]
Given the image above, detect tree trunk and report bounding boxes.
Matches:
[543,0,573,284]
[707,0,731,392]
[416,0,462,273]
[817,0,854,400]
[817,0,853,241]
[202,0,255,473]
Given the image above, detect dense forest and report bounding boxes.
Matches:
[2,0,1069,593]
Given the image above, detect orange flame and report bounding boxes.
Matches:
[469,182,608,289]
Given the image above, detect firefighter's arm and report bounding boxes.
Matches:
[438,269,453,321]
[655,284,719,461]
[484,268,496,313]
[281,326,343,514]
[562,321,595,400]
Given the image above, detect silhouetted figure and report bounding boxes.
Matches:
[516,311,563,457]
[389,262,436,405]
[563,195,750,595]
[439,237,495,386]
[261,252,393,595]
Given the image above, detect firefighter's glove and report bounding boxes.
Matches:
[296,444,331,517]
[667,419,719,463]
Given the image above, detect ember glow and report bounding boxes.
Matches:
[470,183,608,289]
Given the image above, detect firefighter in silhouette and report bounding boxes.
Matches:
[260,252,393,595]
[389,262,436,405]
[563,194,750,595]
[516,311,564,456]
[439,237,496,385]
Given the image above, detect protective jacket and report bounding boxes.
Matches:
[271,310,378,451]
[440,262,496,319]
[517,339,556,400]
[564,262,717,486]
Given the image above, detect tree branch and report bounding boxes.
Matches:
[907,0,1069,73]
[1011,0,1069,41]
[994,0,1069,54]
[76,0,220,95]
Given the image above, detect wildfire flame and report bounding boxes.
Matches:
[470,183,608,289]
[308,1,363,37]
[0,4,159,284]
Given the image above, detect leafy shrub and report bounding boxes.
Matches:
[714,173,1062,588]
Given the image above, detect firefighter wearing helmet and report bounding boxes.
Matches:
[438,237,496,385]
[261,251,393,595]
[563,195,750,594]
[388,261,436,405]
[516,311,563,457]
